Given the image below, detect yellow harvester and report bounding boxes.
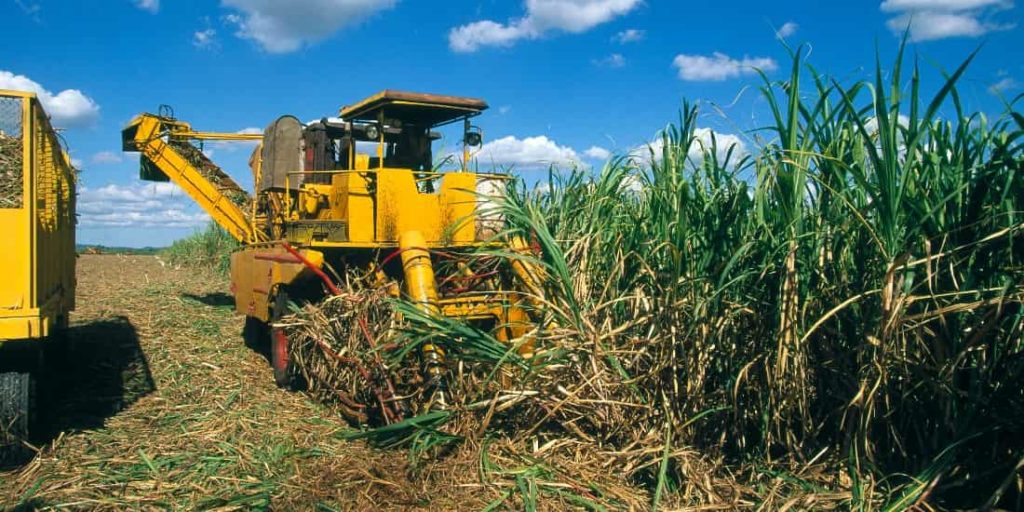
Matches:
[0,90,77,462]
[122,91,539,397]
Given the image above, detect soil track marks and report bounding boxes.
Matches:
[1,255,490,510]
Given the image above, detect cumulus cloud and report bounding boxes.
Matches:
[880,0,1008,11]
[474,135,580,168]
[134,0,159,13]
[776,21,798,38]
[91,151,123,165]
[880,0,1014,41]
[672,53,777,81]
[0,71,100,127]
[78,182,210,229]
[584,146,611,160]
[193,28,218,48]
[449,0,642,52]
[613,28,645,43]
[222,0,397,53]
[631,128,747,165]
[593,53,626,68]
[988,76,1020,94]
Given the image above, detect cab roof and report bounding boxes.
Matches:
[340,90,488,127]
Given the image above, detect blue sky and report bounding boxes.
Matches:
[2,0,1020,247]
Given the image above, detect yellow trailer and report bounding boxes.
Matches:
[0,90,77,464]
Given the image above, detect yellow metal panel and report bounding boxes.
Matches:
[231,246,325,321]
[339,171,375,242]
[439,172,478,244]
[376,170,438,242]
[0,208,29,315]
[0,316,45,340]
[0,93,75,341]
[371,169,478,244]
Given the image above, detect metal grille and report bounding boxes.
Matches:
[0,96,22,137]
[0,95,24,208]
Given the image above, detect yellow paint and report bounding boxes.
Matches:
[229,245,325,322]
[399,230,445,378]
[371,169,476,244]
[123,114,258,243]
[0,91,76,341]
[118,92,549,357]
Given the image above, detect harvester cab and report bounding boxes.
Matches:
[122,91,543,416]
[252,90,492,246]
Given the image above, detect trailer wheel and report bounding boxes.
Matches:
[270,292,301,390]
[0,372,35,467]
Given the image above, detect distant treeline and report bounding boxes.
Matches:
[76,245,162,255]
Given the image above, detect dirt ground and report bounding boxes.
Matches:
[0,255,503,511]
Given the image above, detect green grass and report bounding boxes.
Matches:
[475,42,1024,509]
[162,223,239,274]
[358,40,1024,509]
[159,40,1023,509]
[76,244,162,255]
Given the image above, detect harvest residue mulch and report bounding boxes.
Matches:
[0,255,511,510]
[0,133,23,209]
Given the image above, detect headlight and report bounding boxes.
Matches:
[364,123,380,140]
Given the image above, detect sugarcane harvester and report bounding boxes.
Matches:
[121,91,541,416]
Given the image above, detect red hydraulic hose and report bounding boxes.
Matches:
[280,241,342,296]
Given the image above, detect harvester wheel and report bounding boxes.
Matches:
[0,372,35,467]
[242,316,269,352]
[270,292,301,390]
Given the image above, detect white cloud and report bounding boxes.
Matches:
[449,0,642,53]
[78,182,210,229]
[222,0,397,53]
[449,20,529,52]
[15,1,41,21]
[988,76,1020,94]
[474,135,580,168]
[91,151,123,164]
[211,127,263,152]
[593,53,626,68]
[134,0,159,13]
[776,21,798,38]
[0,71,100,128]
[71,158,83,169]
[584,146,611,160]
[880,0,1009,11]
[672,53,777,81]
[498,105,512,115]
[864,114,911,134]
[880,0,1015,41]
[630,128,747,165]
[613,28,645,43]
[619,174,643,192]
[193,28,217,48]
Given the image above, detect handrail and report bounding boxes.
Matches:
[283,169,513,180]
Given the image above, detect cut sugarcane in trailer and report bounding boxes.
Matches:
[0,90,77,464]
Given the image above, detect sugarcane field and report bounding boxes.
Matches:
[2,2,1024,510]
